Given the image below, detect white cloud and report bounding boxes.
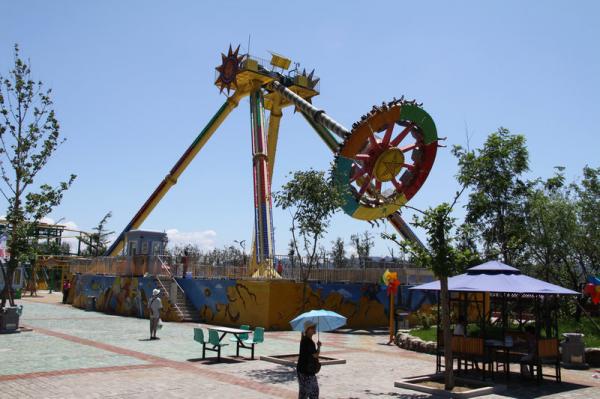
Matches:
[165,228,217,251]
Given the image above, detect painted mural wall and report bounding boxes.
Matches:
[71,274,437,329]
[71,274,181,321]
[176,278,435,330]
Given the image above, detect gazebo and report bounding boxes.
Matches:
[410,261,580,382]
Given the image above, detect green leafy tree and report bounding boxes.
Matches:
[390,201,478,389]
[0,45,76,309]
[572,166,600,277]
[78,212,113,256]
[522,166,600,320]
[350,230,374,268]
[330,237,346,268]
[274,169,344,308]
[453,128,531,264]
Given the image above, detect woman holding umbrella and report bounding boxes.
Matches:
[291,309,347,398]
[297,321,321,398]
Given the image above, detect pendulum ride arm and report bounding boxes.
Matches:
[249,95,283,275]
[271,81,351,138]
[267,96,284,178]
[105,92,245,256]
[386,212,426,249]
[249,87,276,275]
[272,81,427,251]
[298,110,341,153]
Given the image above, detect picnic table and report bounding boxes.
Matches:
[485,339,514,379]
[208,326,255,358]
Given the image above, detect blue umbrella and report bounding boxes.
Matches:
[290,309,347,338]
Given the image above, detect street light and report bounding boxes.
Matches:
[234,240,246,267]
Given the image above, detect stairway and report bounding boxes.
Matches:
[174,292,201,323]
[156,276,200,322]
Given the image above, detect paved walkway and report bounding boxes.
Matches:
[0,291,598,398]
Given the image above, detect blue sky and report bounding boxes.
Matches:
[2,1,599,256]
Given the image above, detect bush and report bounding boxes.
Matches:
[415,310,436,329]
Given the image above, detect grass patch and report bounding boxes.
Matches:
[410,327,437,342]
[409,317,600,347]
[558,317,600,347]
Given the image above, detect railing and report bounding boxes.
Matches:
[69,256,171,277]
[69,255,433,284]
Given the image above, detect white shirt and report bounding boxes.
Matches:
[149,296,162,318]
[453,324,465,336]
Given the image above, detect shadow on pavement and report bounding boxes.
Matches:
[244,365,297,384]
[186,357,245,365]
[332,329,389,336]
[358,391,428,398]
[500,380,594,399]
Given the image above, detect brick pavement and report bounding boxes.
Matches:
[0,293,597,398]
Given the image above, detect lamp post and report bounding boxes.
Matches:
[234,240,246,266]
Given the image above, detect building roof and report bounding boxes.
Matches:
[410,261,579,295]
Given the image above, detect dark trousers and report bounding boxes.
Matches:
[62,289,69,304]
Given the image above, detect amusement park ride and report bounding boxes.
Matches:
[105,45,440,277]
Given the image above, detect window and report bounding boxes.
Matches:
[152,241,161,255]
[128,241,138,256]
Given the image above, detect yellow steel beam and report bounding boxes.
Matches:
[107,90,247,256]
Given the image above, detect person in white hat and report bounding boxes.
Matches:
[296,320,321,398]
[148,288,163,340]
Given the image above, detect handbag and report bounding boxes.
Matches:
[306,356,321,374]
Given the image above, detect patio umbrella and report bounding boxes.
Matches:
[290,309,347,339]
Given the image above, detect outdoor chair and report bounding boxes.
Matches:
[242,326,264,360]
[230,324,250,343]
[207,329,229,361]
[193,328,208,359]
[452,336,491,380]
[520,338,560,383]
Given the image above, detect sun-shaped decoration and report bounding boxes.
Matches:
[215,45,245,95]
[300,68,320,89]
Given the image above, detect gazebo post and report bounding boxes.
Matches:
[436,291,441,373]
[481,291,486,339]
[501,293,507,342]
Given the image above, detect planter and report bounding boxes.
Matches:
[0,306,21,333]
[395,373,505,399]
[585,348,600,367]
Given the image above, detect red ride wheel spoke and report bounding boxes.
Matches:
[391,177,403,192]
[382,123,395,146]
[375,180,382,193]
[390,124,414,147]
[400,143,418,152]
[357,174,373,199]
[354,154,371,161]
[350,165,367,182]
[403,163,415,171]
[368,131,380,149]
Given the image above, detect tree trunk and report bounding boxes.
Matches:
[0,263,16,309]
[440,276,454,390]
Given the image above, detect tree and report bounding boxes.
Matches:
[0,45,76,309]
[78,212,113,256]
[385,199,478,390]
[274,169,344,308]
[330,237,346,268]
[453,128,530,264]
[520,166,600,320]
[350,230,374,268]
[572,166,600,278]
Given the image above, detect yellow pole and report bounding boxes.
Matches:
[389,293,395,344]
[107,91,246,256]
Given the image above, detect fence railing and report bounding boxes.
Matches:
[68,255,434,284]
